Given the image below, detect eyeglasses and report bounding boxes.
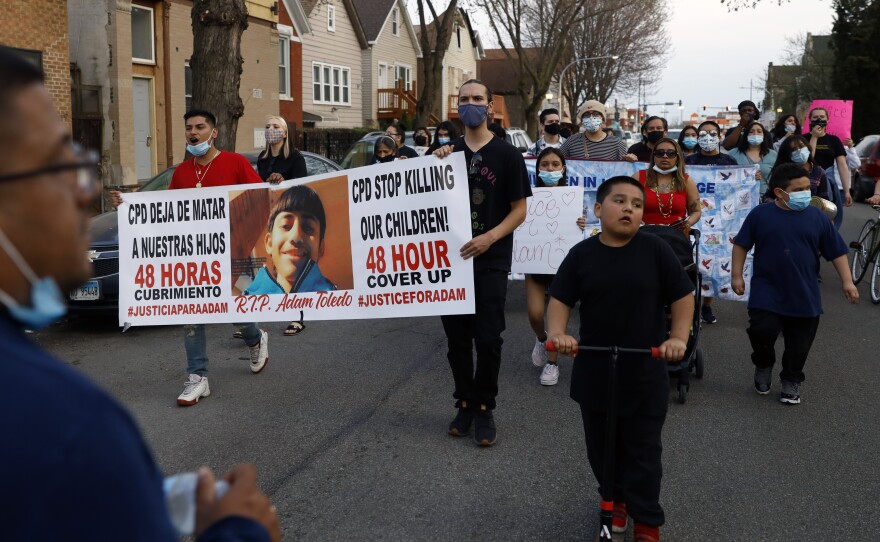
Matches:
[698,131,719,138]
[653,149,677,158]
[0,144,100,197]
[582,112,603,119]
[385,131,400,138]
[468,152,483,178]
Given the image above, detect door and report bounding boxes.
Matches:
[132,77,154,180]
[378,63,388,88]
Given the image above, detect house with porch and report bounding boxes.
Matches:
[352,0,422,128]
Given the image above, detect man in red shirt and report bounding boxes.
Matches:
[171,110,268,406]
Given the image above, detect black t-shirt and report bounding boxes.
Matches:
[627,142,652,162]
[257,148,307,181]
[453,136,531,271]
[549,231,694,416]
[684,152,738,166]
[804,133,845,170]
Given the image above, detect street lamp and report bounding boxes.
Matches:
[557,54,619,118]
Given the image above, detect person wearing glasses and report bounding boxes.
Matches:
[685,120,735,324]
[559,100,628,160]
[433,79,531,447]
[633,138,701,232]
[374,123,418,163]
[526,107,566,156]
[0,46,279,542]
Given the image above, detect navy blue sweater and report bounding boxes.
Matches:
[0,313,269,541]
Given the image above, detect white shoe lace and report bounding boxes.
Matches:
[182,377,202,395]
[249,334,264,365]
[542,364,558,379]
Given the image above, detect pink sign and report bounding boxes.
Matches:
[802,100,854,140]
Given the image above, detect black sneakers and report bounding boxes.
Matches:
[780,380,801,405]
[448,404,474,437]
[701,304,717,324]
[473,406,497,447]
[754,366,772,395]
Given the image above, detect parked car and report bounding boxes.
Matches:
[666,129,682,142]
[621,130,636,148]
[69,151,341,312]
[852,134,880,202]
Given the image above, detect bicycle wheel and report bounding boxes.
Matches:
[850,219,876,284]
[871,249,880,304]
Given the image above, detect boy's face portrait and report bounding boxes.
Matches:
[594,183,644,238]
[265,211,325,289]
[773,176,811,202]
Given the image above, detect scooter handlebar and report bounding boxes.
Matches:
[544,341,660,359]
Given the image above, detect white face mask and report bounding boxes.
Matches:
[581,117,603,133]
[652,165,678,174]
[0,225,67,329]
[698,134,719,152]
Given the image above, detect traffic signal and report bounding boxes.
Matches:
[725,105,730,111]
[703,104,707,111]
[679,99,682,107]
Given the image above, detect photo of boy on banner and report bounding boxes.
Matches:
[229,177,354,295]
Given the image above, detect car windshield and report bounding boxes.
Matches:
[140,168,174,192]
[341,140,377,169]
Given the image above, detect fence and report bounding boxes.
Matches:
[290,128,371,165]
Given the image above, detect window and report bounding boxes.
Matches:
[312,62,351,105]
[327,4,336,32]
[394,65,411,91]
[455,23,461,49]
[279,36,290,98]
[391,7,399,36]
[131,5,155,64]
[184,62,192,111]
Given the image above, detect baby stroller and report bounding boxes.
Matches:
[641,225,705,404]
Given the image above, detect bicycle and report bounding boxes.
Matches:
[849,204,880,304]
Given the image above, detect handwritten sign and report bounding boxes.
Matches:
[512,187,584,274]
[802,99,854,140]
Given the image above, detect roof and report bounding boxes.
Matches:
[415,6,482,57]
[478,48,541,94]
[301,0,368,49]
[805,34,834,66]
[351,0,396,42]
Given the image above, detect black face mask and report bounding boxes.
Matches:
[646,131,664,144]
[414,135,428,146]
[544,123,561,136]
[376,154,396,163]
[559,127,572,138]
[810,120,828,130]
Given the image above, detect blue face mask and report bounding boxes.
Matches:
[458,104,489,128]
[682,137,698,149]
[747,135,763,146]
[0,226,67,329]
[791,147,810,164]
[438,137,450,145]
[538,170,564,185]
[186,136,213,157]
[783,190,811,211]
[784,124,796,133]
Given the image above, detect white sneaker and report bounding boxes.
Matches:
[540,363,559,386]
[177,374,210,406]
[249,329,269,373]
[531,337,549,367]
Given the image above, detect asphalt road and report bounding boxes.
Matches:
[35,202,880,541]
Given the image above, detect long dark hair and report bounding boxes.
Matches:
[771,114,801,141]
[771,134,812,175]
[646,138,687,192]
[534,147,567,187]
[737,120,771,157]
[678,125,699,148]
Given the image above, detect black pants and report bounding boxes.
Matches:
[581,406,666,527]
[747,309,820,383]
[440,269,508,409]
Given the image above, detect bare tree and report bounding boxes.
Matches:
[190,0,249,152]
[414,0,459,127]
[560,0,668,123]
[721,0,789,10]
[474,0,616,135]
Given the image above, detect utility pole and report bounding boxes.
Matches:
[737,79,755,102]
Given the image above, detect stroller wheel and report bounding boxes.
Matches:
[695,349,705,379]
[677,383,688,404]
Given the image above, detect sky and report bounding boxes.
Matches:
[407,0,836,123]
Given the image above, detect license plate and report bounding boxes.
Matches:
[70,280,100,301]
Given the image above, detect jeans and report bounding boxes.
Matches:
[746,309,820,383]
[581,406,666,527]
[184,323,261,376]
[440,269,508,410]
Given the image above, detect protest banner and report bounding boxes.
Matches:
[517,158,758,301]
[511,186,585,274]
[802,99,854,140]
[117,154,475,326]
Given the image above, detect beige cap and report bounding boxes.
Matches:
[577,100,606,119]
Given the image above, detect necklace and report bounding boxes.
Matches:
[652,185,674,218]
[193,150,220,188]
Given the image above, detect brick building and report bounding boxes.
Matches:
[0,0,71,124]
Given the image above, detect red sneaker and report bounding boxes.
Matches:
[612,502,629,533]
[633,522,660,542]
